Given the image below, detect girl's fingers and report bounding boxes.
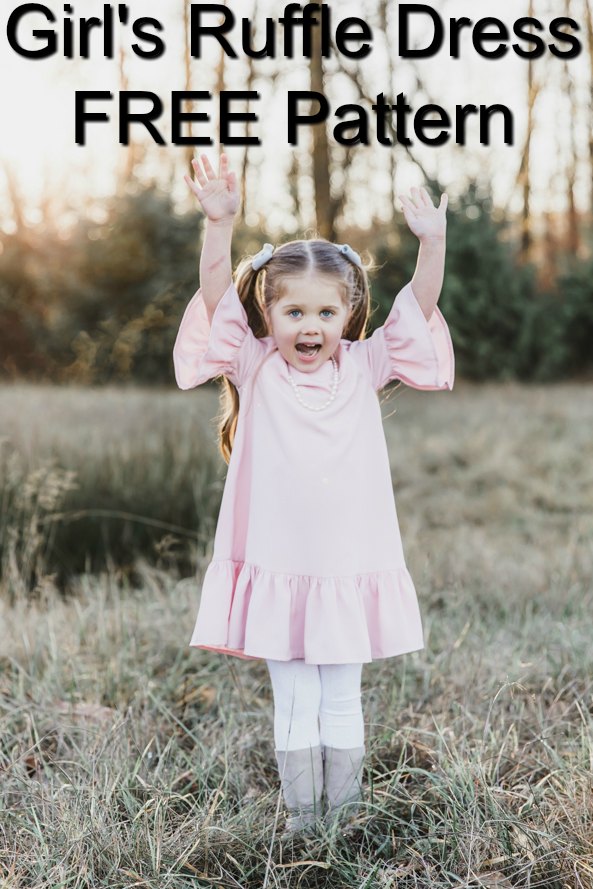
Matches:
[200,153,217,179]
[398,194,417,215]
[184,173,201,197]
[439,193,449,211]
[411,186,432,208]
[191,152,232,188]
[186,153,234,205]
[419,187,433,207]
[191,157,207,188]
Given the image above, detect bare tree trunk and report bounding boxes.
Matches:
[560,0,580,256]
[118,42,137,189]
[541,210,558,289]
[1,160,25,234]
[183,0,194,180]
[182,0,227,181]
[515,1,539,262]
[583,0,593,221]
[287,150,302,230]
[379,0,397,221]
[310,0,333,240]
[239,0,261,223]
[213,0,228,155]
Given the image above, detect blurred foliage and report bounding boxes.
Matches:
[1,181,592,383]
[372,183,593,382]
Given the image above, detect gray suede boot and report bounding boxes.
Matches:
[322,745,365,827]
[275,745,324,838]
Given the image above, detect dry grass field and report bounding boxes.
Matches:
[1,380,593,888]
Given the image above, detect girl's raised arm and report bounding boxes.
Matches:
[184,153,239,323]
[398,187,448,320]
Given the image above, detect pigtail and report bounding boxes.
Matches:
[216,258,267,465]
[343,258,374,342]
[216,378,239,465]
[234,258,269,338]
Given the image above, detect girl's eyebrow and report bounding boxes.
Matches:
[283,303,341,310]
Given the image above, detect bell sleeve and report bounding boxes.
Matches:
[173,281,265,390]
[350,282,455,392]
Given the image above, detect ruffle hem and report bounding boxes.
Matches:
[189,559,424,664]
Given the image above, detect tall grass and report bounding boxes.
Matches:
[1,381,593,888]
[0,384,223,598]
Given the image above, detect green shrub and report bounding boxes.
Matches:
[1,181,592,383]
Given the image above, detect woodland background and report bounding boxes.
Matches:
[1,0,593,386]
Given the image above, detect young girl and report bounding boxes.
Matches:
[174,153,454,838]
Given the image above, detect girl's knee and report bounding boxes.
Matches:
[267,659,322,714]
[319,663,363,705]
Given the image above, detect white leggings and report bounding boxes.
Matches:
[266,659,364,751]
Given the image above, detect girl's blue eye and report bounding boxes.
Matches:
[288,310,334,318]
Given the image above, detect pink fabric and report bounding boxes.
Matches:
[173,280,454,664]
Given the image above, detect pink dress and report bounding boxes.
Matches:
[173,280,454,664]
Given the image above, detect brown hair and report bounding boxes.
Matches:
[215,238,374,464]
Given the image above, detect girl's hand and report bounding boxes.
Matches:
[184,152,239,224]
[398,187,448,242]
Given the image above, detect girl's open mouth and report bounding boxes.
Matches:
[295,344,321,362]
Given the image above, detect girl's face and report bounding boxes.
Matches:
[264,274,352,372]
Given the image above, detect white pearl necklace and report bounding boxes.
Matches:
[286,355,340,411]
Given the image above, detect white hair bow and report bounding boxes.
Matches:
[251,243,275,271]
[335,243,363,269]
[250,241,362,272]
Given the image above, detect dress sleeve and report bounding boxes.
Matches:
[173,281,265,390]
[349,282,455,392]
